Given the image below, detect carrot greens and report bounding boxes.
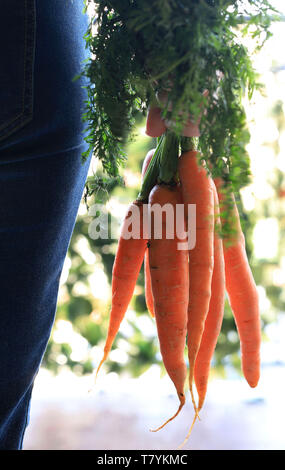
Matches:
[82,0,279,195]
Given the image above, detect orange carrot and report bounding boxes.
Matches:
[95,200,148,378]
[148,183,189,430]
[178,150,215,414]
[142,148,156,177]
[194,180,225,412]
[215,178,261,388]
[144,249,155,318]
[142,148,156,318]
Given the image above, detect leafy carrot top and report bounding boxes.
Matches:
[81,0,279,192]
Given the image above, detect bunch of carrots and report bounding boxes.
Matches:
[94,106,261,447]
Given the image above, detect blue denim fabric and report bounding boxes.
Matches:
[0,0,91,449]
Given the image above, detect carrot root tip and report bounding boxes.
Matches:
[91,347,111,387]
[95,356,106,381]
[177,412,198,450]
[149,399,185,433]
[189,381,200,420]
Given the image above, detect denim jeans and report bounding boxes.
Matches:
[0,0,91,449]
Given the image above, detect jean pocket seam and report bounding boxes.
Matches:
[0,0,36,142]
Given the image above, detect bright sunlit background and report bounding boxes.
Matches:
[23,1,285,450]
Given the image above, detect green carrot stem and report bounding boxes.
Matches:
[137,133,199,202]
[180,136,199,153]
[158,129,180,185]
[137,135,164,202]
